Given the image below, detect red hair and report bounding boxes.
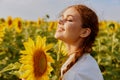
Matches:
[60,4,99,80]
[70,4,98,53]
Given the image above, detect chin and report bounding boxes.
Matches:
[54,32,59,38]
[54,34,60,39]
[54,34,62,40]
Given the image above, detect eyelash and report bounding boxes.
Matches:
[58,18,73,22]
[67,19,73,22]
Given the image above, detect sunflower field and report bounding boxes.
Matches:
[0,16,120,80]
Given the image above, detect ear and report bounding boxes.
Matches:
[79,28,91,38]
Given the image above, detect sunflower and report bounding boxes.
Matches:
[0,18,5,23]
[107,21,119,33]
[5,16,13,28]
[0,24,5,43]
[99,21,107,30]
[37,18,43,27]
[14,17,23,33]
[19,36,54,80]
[48,21,58,31]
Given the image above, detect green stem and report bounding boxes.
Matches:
[111,33,115,54]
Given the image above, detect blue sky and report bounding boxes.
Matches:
[0,0,120,21]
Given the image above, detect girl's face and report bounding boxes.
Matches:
[55,7,85,44]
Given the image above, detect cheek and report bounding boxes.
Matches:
[65,23,81,36]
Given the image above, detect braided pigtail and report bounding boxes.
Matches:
[60,50,83,80]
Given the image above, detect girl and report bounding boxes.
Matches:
[55,4,104,80]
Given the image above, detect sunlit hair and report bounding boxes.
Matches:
[60,4,99,79]
[67,4,99,53]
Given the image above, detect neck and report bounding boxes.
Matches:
[64,40,83,56]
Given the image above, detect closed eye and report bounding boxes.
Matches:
[67,19,73,22]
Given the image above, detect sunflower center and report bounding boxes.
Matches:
[18,21,22,29]
[8,19,12,26]
[33,49,47,77]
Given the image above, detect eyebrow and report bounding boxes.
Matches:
[60,14,75,19]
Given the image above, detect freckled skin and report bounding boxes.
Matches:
[55,8,84,44]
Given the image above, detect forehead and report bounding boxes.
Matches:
[62,7,81,18]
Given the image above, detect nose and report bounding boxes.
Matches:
[58,19,66,25]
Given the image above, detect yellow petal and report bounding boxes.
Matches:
[45,43,54,51]
[46,53,54,63]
